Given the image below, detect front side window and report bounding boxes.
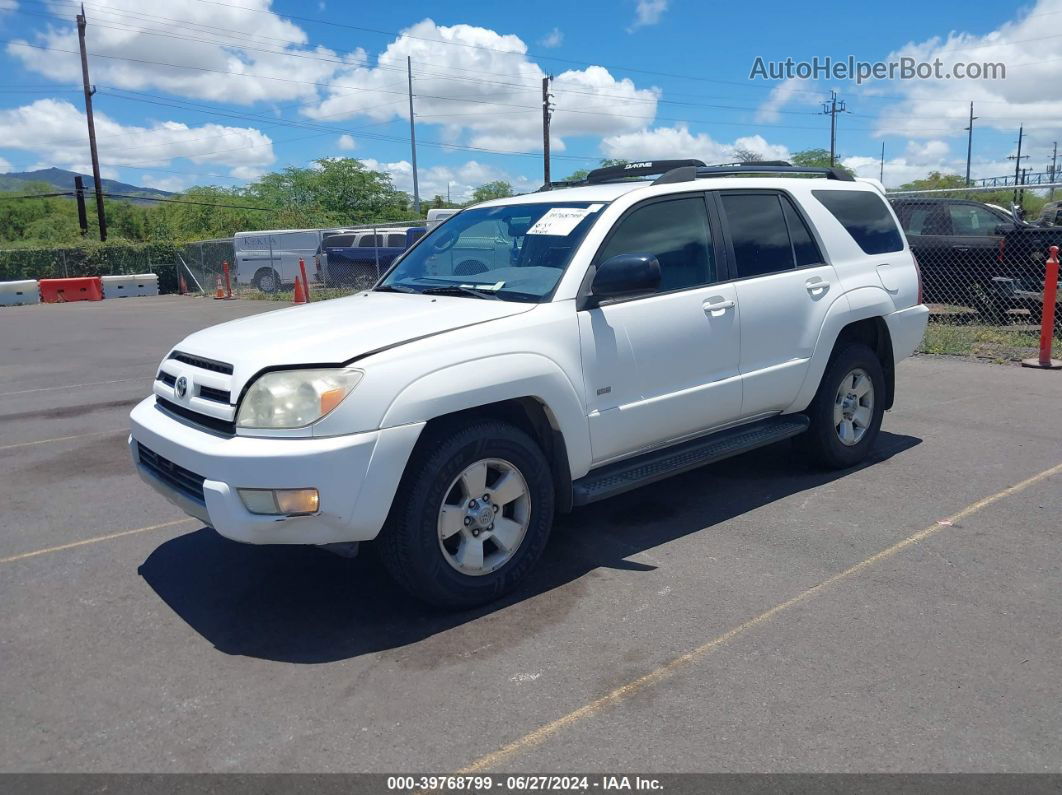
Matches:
[949,204,1003,236]
[720,193,795,278]
[813,189,904,254]
[378,202,604,302]
[597,196,715,292]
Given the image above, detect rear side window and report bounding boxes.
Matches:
[358,234,383,248]
[387,233,406,247]
[720,193,794,278]
[781,197,823,266]
[813,189,903,254]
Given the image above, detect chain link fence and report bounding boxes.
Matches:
[887,187,1062,362]
[174,221,422,302]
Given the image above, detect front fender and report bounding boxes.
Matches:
[785,286,895,413]
[380,353,593,478]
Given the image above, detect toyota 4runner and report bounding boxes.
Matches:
[130,160,929,608]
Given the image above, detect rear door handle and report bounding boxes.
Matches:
[703,297,735,315]
[952,245,970,252]
[805,277,829,295]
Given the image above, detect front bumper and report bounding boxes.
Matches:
[129,397,423,545]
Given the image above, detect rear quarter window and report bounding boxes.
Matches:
[813,189,904,254]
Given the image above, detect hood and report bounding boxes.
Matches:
[172,291,534,391]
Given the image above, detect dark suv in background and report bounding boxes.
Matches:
[890,197,1062,322]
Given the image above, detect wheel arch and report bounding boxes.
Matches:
[787,287,897,413]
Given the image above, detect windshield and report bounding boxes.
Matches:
[377,201,605,302]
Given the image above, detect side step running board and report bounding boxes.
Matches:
[571,415,810,506]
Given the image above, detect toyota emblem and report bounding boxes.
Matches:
[175,376,188,399]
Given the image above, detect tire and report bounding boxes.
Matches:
[798,343,886,470]
[253,267,281,293]
[378,419,555,609]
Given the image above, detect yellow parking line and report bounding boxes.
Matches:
[0,429,125,452]
[458,460,1062,773]
[0,518,197,564]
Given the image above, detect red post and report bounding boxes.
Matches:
[298,257,311,303]
[223,260,233,299]
[1022,244,1061,369]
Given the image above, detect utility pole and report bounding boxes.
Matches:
[1049,141,1058,200]
[879,141,885,183]
[73,175,88,236]
[76,5,106,241]
[821,90,846,167]
[964,102,977,186]
[1008,124,1028,205]
[406,56,420,215]
[542,75,553,187]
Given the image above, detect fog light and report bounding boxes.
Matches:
[238,488,319,516]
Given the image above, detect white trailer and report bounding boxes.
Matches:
[234,228,358,291]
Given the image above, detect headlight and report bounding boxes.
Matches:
[236,368,363,429]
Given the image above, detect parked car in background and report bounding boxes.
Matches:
[315,227,426,286]
[234,228,358,292]
[1035,200,1062,227]
[889,197,1062,319]
[426,208,460,230]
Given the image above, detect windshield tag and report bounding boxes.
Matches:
[587,203,604,212]
[527,207,594,236]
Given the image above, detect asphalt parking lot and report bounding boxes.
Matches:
[1,295,1060,774]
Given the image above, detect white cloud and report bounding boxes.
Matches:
[755,78,810,122]
[843,140,1015,188]
[628,0,668,32]
[0,99,275,178]
[0,156,12,173]
[602,126,791,164]
[336,134,356,151]
[7,0,356,105]
[140,174,188,192]
[360,157,535,203]
[868,0,1062,145]
[540,28,563,48]
[304,19,659,154]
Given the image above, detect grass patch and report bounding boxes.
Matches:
[920,322,1061,362]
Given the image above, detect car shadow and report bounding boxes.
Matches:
[139,431,921,664]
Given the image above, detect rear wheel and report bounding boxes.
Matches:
[253,267,280,293]
[378,419,554,609]
[799,343,885,469]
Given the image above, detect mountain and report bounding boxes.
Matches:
[0,168,175,202]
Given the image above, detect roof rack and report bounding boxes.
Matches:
[587,159,706,184]
[653,161,854,184]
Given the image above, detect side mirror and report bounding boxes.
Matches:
[591,253,661,300]
[994,224,1012,236]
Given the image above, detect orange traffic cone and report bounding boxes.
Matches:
[293,276,307,304]
[213,275,225,299]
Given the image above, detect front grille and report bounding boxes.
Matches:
[137,442,206,504]
[168,351,234,375]
[157,397,236,435]
[157,371,176,387]
[198,385,231,404]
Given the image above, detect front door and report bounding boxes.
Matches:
[578,194,742,464]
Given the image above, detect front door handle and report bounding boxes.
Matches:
[703,297,735,316]
[805,277,830,295]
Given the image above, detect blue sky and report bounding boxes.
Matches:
[0,0,1058,200]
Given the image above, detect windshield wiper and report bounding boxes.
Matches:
[419,285,501,300]
[374,283,417,293]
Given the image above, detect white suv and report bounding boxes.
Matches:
[130,160,928,607]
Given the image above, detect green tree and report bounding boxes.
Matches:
[471,180,513,203]
[791,148,855,177]
[898,171,969,191]
[561,158,629,183]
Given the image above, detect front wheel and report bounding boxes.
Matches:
[378,420,555,609]
[798,343,885,470]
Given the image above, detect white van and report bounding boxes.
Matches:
[425,208,459,231]
[234,228,358,292]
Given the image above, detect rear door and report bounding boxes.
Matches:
[717,191,838,416]
[894,202,953,303]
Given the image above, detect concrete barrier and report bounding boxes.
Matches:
[39,276,103,303]
[0,279,41,307]
[102,273,160,298]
